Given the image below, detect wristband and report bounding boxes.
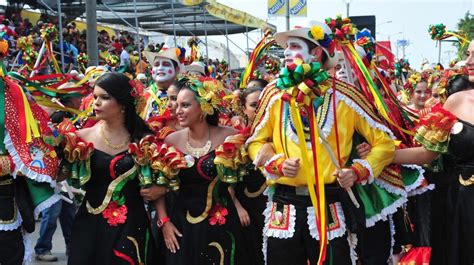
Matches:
[350,163,369,183]
[157,216,170,228]
[264,155,284,178]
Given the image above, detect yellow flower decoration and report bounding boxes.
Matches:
[408,73,421,84]
[186,77,227,116]
[201,102,214,115]
[310,26,325,41]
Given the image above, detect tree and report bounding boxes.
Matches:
[456,12,474,59]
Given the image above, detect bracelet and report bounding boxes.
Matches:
[350,163,370,183]
[264,158,284,177]
[157,216,170,228]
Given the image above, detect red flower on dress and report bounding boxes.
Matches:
[102,201,128,226]
[208,204,228,226]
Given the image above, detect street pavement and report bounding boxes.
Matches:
[30,221,67,265]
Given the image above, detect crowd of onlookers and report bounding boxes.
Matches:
[0,12,247,89]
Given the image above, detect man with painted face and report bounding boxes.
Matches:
[137,48,182,121]
[247,22,395,265]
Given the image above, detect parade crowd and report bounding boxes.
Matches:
[0,11,473,265]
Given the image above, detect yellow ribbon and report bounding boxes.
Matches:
[20,89,40,142]
[186,177,218,224]
[289,98,327,264]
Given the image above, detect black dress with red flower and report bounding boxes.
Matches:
[165,151,251,265]
[67,149,156,265]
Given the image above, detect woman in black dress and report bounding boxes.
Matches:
[234,85,267,265]
[161,77,251,264]
[62,73,157,265]
[394,40,474,264]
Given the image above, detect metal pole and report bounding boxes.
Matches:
[286,0,290,30]
[102,3,135,28]
[203,8,209,60]
[133,0,142,73]
[57,0,65,72]
[346,2,350,17]
[225,19,230,67]
[86,0,98,66]
[171,0,177,47]
[396,43,399,60]
[246,26,250,58]
[438,41,442,64]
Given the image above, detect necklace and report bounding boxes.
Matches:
[186,127,212,158]
[100,124,129,150]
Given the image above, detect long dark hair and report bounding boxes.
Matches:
[176,77,219,126]
[447,75,474,96]
[95,72,153,142]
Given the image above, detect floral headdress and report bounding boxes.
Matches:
[185,76,227,115]
[404,71,431,95]
[435,68,468,102]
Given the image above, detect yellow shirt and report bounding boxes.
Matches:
[136,84,167,120]
[247,80,395,187]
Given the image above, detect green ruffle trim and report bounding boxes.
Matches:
[414,132,449,154]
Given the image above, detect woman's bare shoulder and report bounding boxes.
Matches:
[164,129,186,145]
[444,90,474,111]
[216,126,238,138]
[76,125,98,142]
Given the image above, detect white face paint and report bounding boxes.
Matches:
[283,37,312,65]
[151,58,176,83]
[335,59,350,83]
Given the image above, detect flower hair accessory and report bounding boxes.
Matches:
[435,68,468,102]
[128,79,144,98]
[404,72,429,92]
[186,76,227,115]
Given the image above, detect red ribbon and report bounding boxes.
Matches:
[6,78,27,142]
[109,154,126,180]
[113,249,135,265]
[307,105,327,264]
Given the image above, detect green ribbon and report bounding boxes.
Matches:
[112,170,138,205]
[7,72,57,97]
[139,165,153,186]
[226,231,236,265]
[276,62,329,92]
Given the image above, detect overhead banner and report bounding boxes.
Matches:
[290,0,307,17]
[268,0,287,17]
[268,0,307,17]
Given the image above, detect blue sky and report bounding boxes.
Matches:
[216,0,473,69]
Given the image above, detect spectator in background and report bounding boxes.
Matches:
[35,82,81,262]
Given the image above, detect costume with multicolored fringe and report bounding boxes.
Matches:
[247,48,395,264]
[0,59,62,264]
[58,121,186,264]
